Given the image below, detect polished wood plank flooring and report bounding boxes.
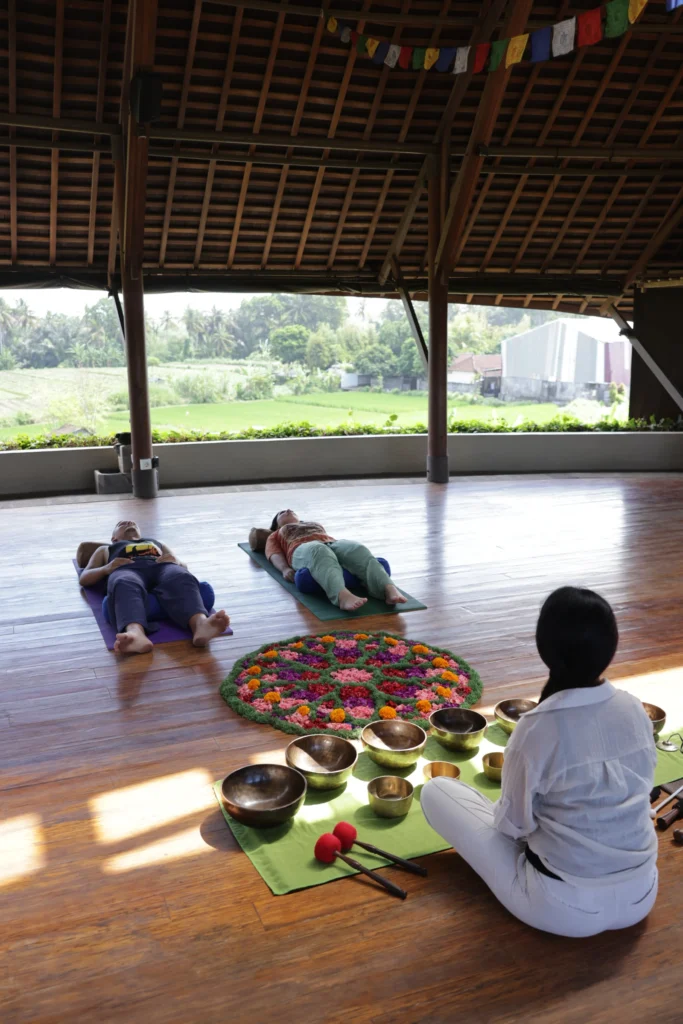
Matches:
[2,475,683,1024]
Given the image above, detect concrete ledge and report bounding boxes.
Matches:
[1,431,682,497]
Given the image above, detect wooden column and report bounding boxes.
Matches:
[120,0,158,498]
[629,288,683,420]
[427,163,449,483]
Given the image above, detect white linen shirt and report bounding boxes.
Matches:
[493,681,658,887]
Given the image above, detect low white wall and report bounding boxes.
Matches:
[1,432,682,497]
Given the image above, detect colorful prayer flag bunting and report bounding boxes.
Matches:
[385,43,401,68]
[327,16,337,34]
[453,47,470,75]
[530,26,552,63]
[605,0,630,37]
[667,0,683,10]
[473,42,491,74]
[628,0,648,20]
[552,17,576,57]
[506,34,528,68]
[424,47,440,70]
[398,46,413,70]
[340,25,351,44]
[412,47,426,70]
[577,8,603,47]
[365,37,380,58]
[436,47,456,71]
[373,41,390,64]
[489,39,508,72]
[357,34,368,55]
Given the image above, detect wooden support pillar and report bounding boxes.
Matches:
[613,292,683,420]
[427,164,449,483]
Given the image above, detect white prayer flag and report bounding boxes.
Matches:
[552,17,576,57]
[385,43,401,68]
[453,46,470,74]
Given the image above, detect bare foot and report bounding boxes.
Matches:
[338,588,368,612]
[385,584,408,605]
[114,625,153,656]
[192,609,230,647]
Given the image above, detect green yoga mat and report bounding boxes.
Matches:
[215,726,683,896]
[238,542,427,620]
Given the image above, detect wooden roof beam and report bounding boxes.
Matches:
[481,144,683,161]
[0,113,120,136]
[150,125,435,156]
[49,0,64,267]
[8,0,17,262]
[193,7,243,268]
[87,0,112,267]
[159,0,203,267]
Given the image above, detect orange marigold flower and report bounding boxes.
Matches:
[432,657,449,669]
[297,705,310,716]
[321,635,336,643]
[379,706,397,720]
[436,685,452,698]
[246,665,261,676]
[440,670,458,682]
[354,633,369,640]
[264,691,281,703]
[262,649,278,659]
[290,642,304,649]
[247,679,260,691]
[416,699,432,713]
[411,644,430,654]
[384,636,399,646]
[329,708,346,723]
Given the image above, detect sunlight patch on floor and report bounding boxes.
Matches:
[102,825,211,874]
[614,666,683,727]
[90,769,215,844]
[0,813,45,888]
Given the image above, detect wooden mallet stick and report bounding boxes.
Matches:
[314,833,407,900]
[333,821,428,876]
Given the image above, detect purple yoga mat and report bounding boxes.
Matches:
[73,560,233,651]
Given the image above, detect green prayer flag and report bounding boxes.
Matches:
[605,0,630,38]
[412,46,426,69]
[489,38,508,71]
[357,34,367,54]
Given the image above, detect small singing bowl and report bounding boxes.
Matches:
[494,698,538,735]
[430,708,488,752]
[220,763,307,828]
[643,702,666,738]
[482,752,505,783]
[285,734,358,791]
[423,761,461,781]
[361,720,427,770]
[367,776,414,818]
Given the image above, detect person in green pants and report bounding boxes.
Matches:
[265,509,407,612]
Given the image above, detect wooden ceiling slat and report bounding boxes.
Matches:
[8,0,17,263]
[49,0,65,266]
[87,0,112,266]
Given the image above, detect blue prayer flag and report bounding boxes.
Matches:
[530,26,552,63]
[666,0,683,9]
[436,47,457,71]
[373,41,390,63]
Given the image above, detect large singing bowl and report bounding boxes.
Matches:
[361,720,427,770]
[285,734,358,790]
[494,698,538,735]
[220,764,307,828]
[430,708,487,752]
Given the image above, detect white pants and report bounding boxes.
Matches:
[421,778,658,938]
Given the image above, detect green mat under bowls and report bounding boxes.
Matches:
[215,725,683,896]
[238,542,426,620]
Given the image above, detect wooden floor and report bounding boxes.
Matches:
[2,474,683,1024]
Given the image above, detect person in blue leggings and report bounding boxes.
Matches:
[79,520,229,655]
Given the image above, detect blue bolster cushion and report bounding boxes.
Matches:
[102,581,215,626]
[294,558,391,596]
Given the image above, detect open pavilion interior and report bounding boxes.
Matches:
[2,1,683,1022]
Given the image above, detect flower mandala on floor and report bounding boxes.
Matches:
[221,631,482,738]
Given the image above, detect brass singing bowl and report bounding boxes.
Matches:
[423,761,461,781]
[361,720,427,769]
[494,698,538,735]
[482,752,505,783]
[220,763,307,828]
[367,775,414,818]
[643,702,666,738]
[429,708,488,751]
[285,734,358,791]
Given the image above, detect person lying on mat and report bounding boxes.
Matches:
[421,587,658,939]
[79,520,229,655]
[265,509,407,613]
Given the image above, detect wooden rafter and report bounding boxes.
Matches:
[87,0,112,267]
[159,0,202,267]
[49,0,65,267]
[193,6,243,268]
[108,2,134,281]
[227,11,285,269]
[8,0,17,263]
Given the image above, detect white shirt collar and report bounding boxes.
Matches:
[526,680,616,715]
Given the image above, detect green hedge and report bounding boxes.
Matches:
[1,415,681,452]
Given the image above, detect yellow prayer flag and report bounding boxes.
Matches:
[327,16,338,34]
[424,47,440,70]
[628,0,648,22]
[366,37,380,58]
[505,33,528,68]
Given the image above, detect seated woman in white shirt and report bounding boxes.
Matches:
[421,586,658,938]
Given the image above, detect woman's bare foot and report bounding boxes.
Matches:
[385,584,408,605]
[114,624,153,655]
[338,588,368,612]
[191,610,230,647]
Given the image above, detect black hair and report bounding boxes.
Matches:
[536,587,618,702]
[270,511,286,531]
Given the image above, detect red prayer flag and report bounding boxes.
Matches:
[577,7,603,47]
[473,43,491,73]
[350,29,359,45]
[398,45,413,69]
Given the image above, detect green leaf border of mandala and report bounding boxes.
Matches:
[220,630,483,739]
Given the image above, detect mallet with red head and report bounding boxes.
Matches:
[314,833,407,900]
[333,822,427,876]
